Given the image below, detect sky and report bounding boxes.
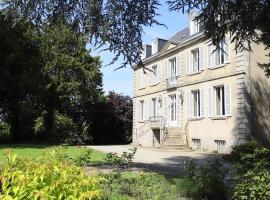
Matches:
[92,3,188,97]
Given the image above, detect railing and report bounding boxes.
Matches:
[166,77,178,89]
[148,116,164,129]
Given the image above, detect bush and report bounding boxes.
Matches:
[232,142,270,200]
[0,150,103,199]
[102,172,177,200]
[0,121,10,141]
[182,159,229,200]
[105,147,137,168]
[34,111,78,144]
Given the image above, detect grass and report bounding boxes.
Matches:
[0,144,106,164]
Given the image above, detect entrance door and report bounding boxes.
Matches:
[169,94,177,126]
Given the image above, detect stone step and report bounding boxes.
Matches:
[157,144,191,151]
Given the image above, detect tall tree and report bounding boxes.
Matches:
[0,13,43,141]
[1,0,161,68]
[39,21,103,141]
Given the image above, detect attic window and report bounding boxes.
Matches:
[190,19,200,35]
[152,40,158,55]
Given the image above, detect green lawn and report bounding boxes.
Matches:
[0,144,106,164]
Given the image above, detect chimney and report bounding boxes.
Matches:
[141,44,152,59]
[151,38,167,55]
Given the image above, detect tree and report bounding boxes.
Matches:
[38,21,103,142]
[167,1,270,75]
[88,91,133,144]
[0,13,44,141]
[1,0,161,68]
[2,1,270,72]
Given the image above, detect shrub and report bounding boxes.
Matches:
[101,172,177,200]
[34,111,78,144]
[182,159,229,200]
[0,121,10,141]
[0,150,103,199]
[232,142,270,200]
[105,147,137,168]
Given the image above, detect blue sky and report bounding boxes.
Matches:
[93,3,188,97]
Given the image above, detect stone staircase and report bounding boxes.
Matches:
[158,128,191,151]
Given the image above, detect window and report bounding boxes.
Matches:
[191,90,200,117]
[140,100,144,121]
[192,139,201,150]
[152,39,158,55]
[150,65,158,85]
[215,39,229,66]
[170,95,177,122]
[215,140,226,153]
[190,19,200,35]
[169,58,177,78]
[214,86,225,116]
[191,49,200,73]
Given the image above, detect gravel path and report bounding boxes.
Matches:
[89,145,221,175]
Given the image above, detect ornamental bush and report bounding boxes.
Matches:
[0,150,103,199]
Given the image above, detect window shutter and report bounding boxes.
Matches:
[189,51,193,73]
[199,47,204,70]
[164,60,168,80]
[208,44,212,68]
[176,55,181,76]
[180,55,184,75]
[157,64,160,84]
[148,71,152,86]
[224,37,230,63]
[137,101,141,121]
[163,95,168,127]
[156,100,160,117]
[200,88,205,117]
[176,93,181,127]
[149,99,153,118]
[225,84,231,116]
[208,87,214,117]
[186,51,190,74]
[186,91,191,119]
[140,69,144,88]
[143,100,146,120]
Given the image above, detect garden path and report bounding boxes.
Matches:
[89,145,224,175]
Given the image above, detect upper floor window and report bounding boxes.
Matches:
[191,49,200,73]
[149,65,159,86]
[208,37,229,68]
[169,58,177,78]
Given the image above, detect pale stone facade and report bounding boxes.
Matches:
[132,19,270,153]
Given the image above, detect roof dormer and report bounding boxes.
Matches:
[189,12,200,35]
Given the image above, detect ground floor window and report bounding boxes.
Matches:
[140,100,144,121]
[214,85,225,116]
[170,95,177,122]
[191,90,200,117]
[215,140,226,153]
[192,139,201,150]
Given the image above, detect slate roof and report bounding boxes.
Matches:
[169,27,190,44]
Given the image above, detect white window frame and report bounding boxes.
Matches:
[169,94,177,126]
[150,65,158,86]
[215,140,226,153]
[191,90,200,118]
[191,48,200,73]
[214,85,225,116]
[192,139,201,150]
[169,58,177,78]
[152,98,157,118]
[140,100,144,121]
[215,39,229,67]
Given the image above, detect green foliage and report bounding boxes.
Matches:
[182,159,229,200]
[34,112,78,144]
[102,172,178,200]
[74,148,94,166]
[0,121,10,141]
[0,150,103,199]
[232,142,270,200]
[105,147,137,168]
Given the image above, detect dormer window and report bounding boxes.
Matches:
[190,19,200,35]
[152,39,158,55]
